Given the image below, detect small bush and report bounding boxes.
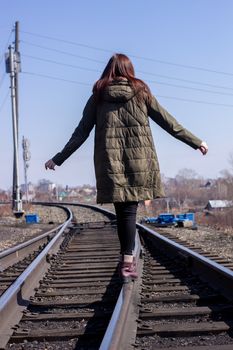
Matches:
[197,209,233,232]
[0,205,12,217]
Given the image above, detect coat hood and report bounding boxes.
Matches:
[103,80,136,103]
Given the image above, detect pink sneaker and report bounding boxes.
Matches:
[120,261,138,283]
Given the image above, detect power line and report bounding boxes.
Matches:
[22,54,101,73]
[23,53,233,92]
[131,55,233,77]
[20,30,233,77]
[147,79,233,97]
[0,27,14,66]
[0,73,7,90]
[22,71,91,86]
[0,90,10,113]
[156,94,233,108]
[138,70,233,91]
[21,30,112,53]
[21,71,233,108]
[21,40,106,63]
[22,55,233,97]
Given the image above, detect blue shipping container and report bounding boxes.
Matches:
[158,213,176,223]
[176,213,195,222]
[25,214,40,224]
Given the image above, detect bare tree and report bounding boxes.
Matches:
[228,152,233,173]
[220,152,233,199]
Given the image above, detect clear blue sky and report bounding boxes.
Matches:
[1,0,233,190]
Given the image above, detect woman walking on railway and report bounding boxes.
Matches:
[45,53,208,283]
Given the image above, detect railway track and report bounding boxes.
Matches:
[136,225,233,350]
[0,204,141,350]
[0,205,71,297]
[149,226,233,271]
[8,221,121,348]
[0,203,233,349]
[0,204,73,348]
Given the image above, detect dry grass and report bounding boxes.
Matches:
[197,209,233,233]
[0,204,12,217]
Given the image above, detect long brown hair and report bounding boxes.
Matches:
[93,53,152,103]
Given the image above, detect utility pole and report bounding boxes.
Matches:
[15,21,20,122]
[5,44,23,217]
[12,21,20,206]
[22,137,31,202]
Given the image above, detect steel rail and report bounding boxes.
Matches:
[99,231,142,350]
[137,223,233,300]
[59,202,142,350]
[0,206,72,349]
[0,203,70,271]
[0,223,66,271]
[100,216,233,349]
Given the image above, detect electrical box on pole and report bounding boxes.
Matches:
[5,51,21,74]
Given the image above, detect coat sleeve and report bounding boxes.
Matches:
[147,96,202,149]
[52,95,96,166]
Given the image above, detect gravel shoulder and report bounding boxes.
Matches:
[0,205,68,253]
[155,225,233,261]
[0,204,112,253]
[70,205,112,223]
[1,203,232,262]
[100,204,233,261]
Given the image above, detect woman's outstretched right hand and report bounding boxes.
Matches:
[45,159,56,170]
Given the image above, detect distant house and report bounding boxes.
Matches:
[205,200,233,210]
[67,189,80,198]
[37,181,56,193]
[58,191,68,201]
[21,182,36,201]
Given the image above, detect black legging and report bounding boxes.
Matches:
[114,202,138,255]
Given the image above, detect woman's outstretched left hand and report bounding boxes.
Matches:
[45,159,56,170]
[199,141,208,155]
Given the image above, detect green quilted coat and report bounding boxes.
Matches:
[52,80,202,203]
